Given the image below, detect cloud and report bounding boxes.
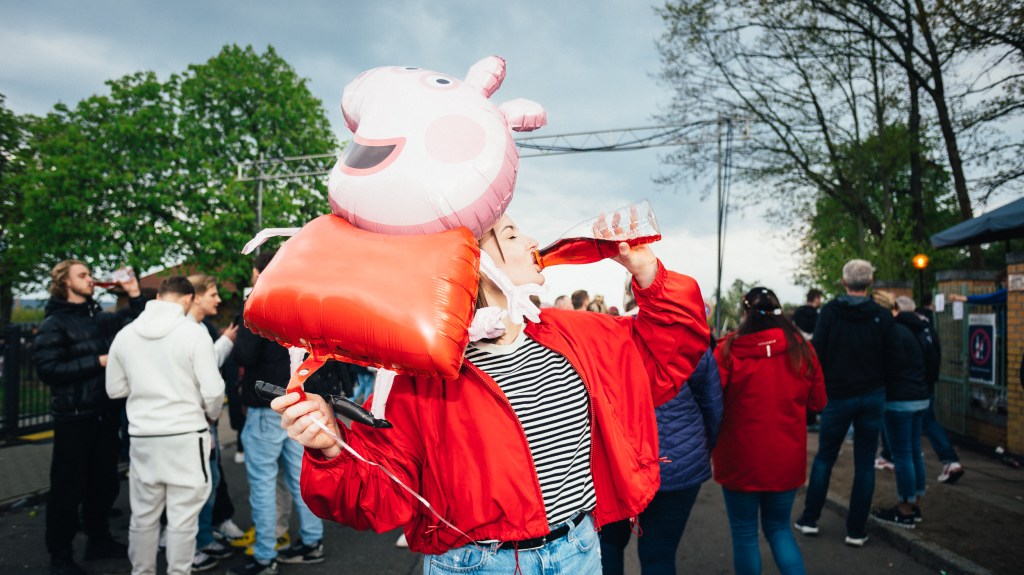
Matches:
[0,29,140,114]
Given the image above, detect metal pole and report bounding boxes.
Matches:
[919,268,925,307]
[715,118,724,336]
[255,153,264,255]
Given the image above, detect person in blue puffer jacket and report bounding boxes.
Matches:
[600,340,724,575]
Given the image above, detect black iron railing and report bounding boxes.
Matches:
[1,325,52,442]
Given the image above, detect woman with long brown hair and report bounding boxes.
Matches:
[713,287,827,575]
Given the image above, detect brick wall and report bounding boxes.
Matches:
[1006,253,1024,453]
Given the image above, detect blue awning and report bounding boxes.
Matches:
[930,197,1024,248]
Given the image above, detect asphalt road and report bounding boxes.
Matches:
[0,439,935,575]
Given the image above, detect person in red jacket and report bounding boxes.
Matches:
[713,287,827,575]
[271,212,709,574]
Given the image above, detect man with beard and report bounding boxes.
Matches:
[34,260,145,575]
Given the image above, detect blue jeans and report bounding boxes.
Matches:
[424,514,600,575]
[884,409,926,503]
[242,408,324,562]
[353,372,374,403]
[599,485,701,575]
[196,424,221,548]
[924,394,959,463]
[722,488,805,575]
[881,394,958,465]
[799,388,884,539]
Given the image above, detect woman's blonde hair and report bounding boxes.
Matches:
[872,290,896,310]
[586,295,608,314]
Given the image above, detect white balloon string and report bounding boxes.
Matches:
[241,227,301,255]
[307,416,481,549]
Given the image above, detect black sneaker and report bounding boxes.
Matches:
[84,537,129,560]
[50,556,88,575]
[872,506,916,529]
[912,505,923,524]
[230,559,279,575]
[276,540,325,564]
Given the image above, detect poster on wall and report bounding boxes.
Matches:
[968,313,997,385]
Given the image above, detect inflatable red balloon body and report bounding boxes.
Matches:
[243,215,480,381]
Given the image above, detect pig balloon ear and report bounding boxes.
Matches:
[465,56,506,98]
[500,99,547,132]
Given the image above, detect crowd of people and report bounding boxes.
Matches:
[32,246,967,575]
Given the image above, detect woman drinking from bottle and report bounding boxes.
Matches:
[271,212,709,575]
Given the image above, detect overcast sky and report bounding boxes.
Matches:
[2,0,868,306]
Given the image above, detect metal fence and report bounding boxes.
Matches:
[933,301,1008,436]
[1,324,52,442]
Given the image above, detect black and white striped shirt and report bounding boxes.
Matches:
[466,330,596,525]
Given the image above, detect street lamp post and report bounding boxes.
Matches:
[912,253,929,305]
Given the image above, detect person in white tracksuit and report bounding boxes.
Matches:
[106,276,225,575]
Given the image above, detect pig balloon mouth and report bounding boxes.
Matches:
[340,136,406,175]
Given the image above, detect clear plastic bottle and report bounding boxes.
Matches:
[94,267,135,288]
[533,199,661,269]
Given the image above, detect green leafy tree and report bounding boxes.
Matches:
[714,278,762,336]
[171,45,337,295]
[655,0,1023,281]
[794,124,963,294]
[0,93,29,327]
[10,72,181,292]
[7,45,337,312]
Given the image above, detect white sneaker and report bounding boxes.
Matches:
[793,521,819,535]
[874,456,895,471]
[938,462,964,484]
[217,519,246,540]
[395,533,408,548]
[192,551,219,572]
[234,451,245,464]
[844,535,868,547]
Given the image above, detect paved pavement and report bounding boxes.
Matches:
[1,418,1021,574]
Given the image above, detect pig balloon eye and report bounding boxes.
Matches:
[424,75,458,89]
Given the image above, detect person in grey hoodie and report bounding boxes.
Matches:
[106,276,225,575]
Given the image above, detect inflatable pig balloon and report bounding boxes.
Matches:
[328,56,546,238]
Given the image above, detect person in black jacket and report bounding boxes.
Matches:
[792,288,823,340]
[792,288,824,430]
[795,259,897,547]
[871,293,931,528]
[231,250,325,575]
[33,259,146,575]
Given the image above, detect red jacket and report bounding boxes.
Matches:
[712,328,827,492]
[300,263,709,554]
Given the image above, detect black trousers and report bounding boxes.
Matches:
[46,411,122,558]
[211,457,235,525]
